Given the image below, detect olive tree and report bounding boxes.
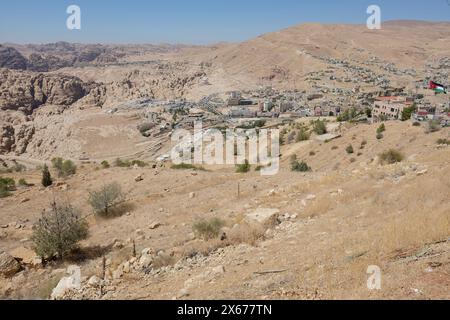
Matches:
[88,182,124,217]
[31,201,88,259]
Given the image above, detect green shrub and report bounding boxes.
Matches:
[192,218,225,240]
[346,145,354,154]
[377,123,386,134]
[312,120,327,135]
[41,165,53,187]
[379,149,404,165]
[296,128,310,142]
[88,182,124,217]
[31,201,88,259]
[0,177,15,198]
[401,105,417,121]
[114,158,130,168]
[101,161,110,169]
[236,160,251,173]
[290,155,311,172]
[130,160,147,168]
[52,158,76,177]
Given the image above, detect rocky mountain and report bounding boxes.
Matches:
[0,45,28,70]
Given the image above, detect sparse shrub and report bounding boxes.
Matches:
[331,145,339,150]
[130,160,147,167]
[18,178,30,187]
[290,155,311,172]
[379,149,404,165]
[346,144,354,154]
[360,140,367,149]
[0,177,15,198]
[437,138,450,145]
[376,133,384,140]
[312,119,327,135]
[309,151,316,156]
[287,131,296,144]
[114,158,130,167]
[88,182,124,217]
[171,163,205,171]
[425,120,441,133]
[349,158,356,163]
[52,157,76,177]
[236,160,250,173]
[192,217,225,240]
[412,121,421,127]
[296,128,310,142]
[31,201,89,259]
[101,161,110,169]
[60,160,76,177]
[377,123,386,134]
[41,165,53,187]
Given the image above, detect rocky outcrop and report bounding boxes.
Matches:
[0,69,99,114]
[0,251,21,278]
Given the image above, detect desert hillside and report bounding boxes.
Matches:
[0,20,449,300]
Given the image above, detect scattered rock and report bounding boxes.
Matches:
[149,221,161,230]
[20,198,30,203]
[0,251,21,277]
[189,192,196,199]
[417,169,428,176]
[135,174,144,182]
[177,288,190,298]
[9,246,39,265]
[88,275,101,287]
[245,208,280,225]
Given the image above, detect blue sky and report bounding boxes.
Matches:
[1,0,450,44]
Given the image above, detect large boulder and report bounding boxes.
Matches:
[0,251,21,277]
[245,208,280,226]
[51,265,82,300]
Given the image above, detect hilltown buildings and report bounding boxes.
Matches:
[372,96,414,122]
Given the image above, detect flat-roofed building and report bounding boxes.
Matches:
[372,96,414,122]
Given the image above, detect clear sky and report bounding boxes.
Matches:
[1,0,450,44]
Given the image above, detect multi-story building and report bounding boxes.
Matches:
[372,96,414,122]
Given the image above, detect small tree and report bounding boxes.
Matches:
[41,165,53,187]
[401,104,416,121]
[31,201,88,260]
[88,182,124,217]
